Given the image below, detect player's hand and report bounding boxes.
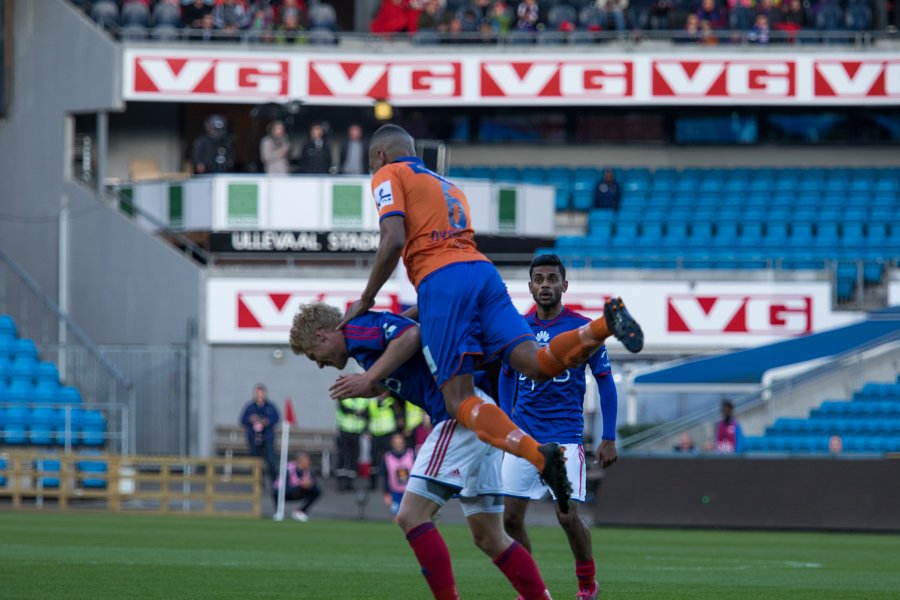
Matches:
[329,373,378,400]
[595,439,618,469]
[337,297,375,330]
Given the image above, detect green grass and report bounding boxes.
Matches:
[1,512,899,599]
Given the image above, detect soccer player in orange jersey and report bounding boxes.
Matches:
[338,124,643,514]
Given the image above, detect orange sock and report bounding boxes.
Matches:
[536,319,608,378]
[457,396,544,471]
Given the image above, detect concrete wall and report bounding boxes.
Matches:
[452,144,900,169]
[0,0,121,306]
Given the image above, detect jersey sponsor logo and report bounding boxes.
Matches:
[652,60,796,99]
[813,60,900,98]
[480,60,633,99]
[667,294,812,335]
[535,330,550,345]
[374,181,394,210]
[132,56,289,98]
[308,60,462,100]
[236,291,402,330]
[383,323,398,338]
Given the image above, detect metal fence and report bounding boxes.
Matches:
[0,248,137,452]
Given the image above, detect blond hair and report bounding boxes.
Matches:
[289,302,342,355]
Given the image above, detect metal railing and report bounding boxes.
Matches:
[0,247,137,454]
[620,320,900,451]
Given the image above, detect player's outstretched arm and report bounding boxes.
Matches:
[594,370,619,468]
[338,215,406,329]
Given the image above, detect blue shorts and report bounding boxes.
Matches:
[417,261,534,388]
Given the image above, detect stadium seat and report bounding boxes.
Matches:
[0,315,15,338]
[493,166,520,183]
[77,455,108,489]
[3,406,28,445]
[12,338,38,363]
[34,458,61,489]
[0,457,6,487]
[57,386,83,405]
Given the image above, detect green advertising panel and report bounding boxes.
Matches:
[332,184,363,228]
[499,188,517,233]
[168,184,183,228]
[227,183,258,227]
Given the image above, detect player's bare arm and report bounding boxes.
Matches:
[338,214,406,329]
[328,325,422,399]
[595,439,618,469]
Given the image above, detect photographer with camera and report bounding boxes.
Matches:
[192,114,236,174]
[240,383,281,484]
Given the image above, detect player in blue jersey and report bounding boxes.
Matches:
[289,302,553,600]
[500,254,619,600]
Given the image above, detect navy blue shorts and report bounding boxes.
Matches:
[417,261,534,388]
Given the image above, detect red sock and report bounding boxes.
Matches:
[576,559,596,591]
[493,541,550,600]
[406,523,459,600]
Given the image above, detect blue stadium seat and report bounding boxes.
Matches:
[34,458,61,488]
[519,166,546,184]
[35,362,59,386]
[494,166,520,183]
[841,221,865,248]
[639,221,664,247]
[77,454,108,489]
[466,166,492,180]
[611,221,639,247]
[661,222,689,247]
[863,262,884,285]
[712,221,739,247]
[57,386,83,405]
[761,222,789,247]
[0,315,15,338]
[572,191,593,212]
[12,338,38,363]
[3,406,28,445]
[687,222,713,247]
[447,165,468,179]
[0,456,6,487]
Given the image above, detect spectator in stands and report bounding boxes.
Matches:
[489,0,513,34]
[673,433,699,453]
[339,124,368,175]
[677,13,702,42]
[696,0,727,28]
[748,13,770,42]
[418,0,453,32]
[192,114,235,174]
[755,0,781,25]
[240,383,281,483]
[275,9,305,43]
[247,2,276,41]
[260,120,291,174]
[370,0,414,34]
[593,168,621,210]
[277,0,308,25]
[274,452,322,521]
[728,0,755,30]
[595,0,628,36]
[777,0,809,40]
[470,0,494,28]
[188,12,219,40]
[183,0,214,29]
[699,18,719,44]
[648,0,674,30]
[515,0,540,30]
[212,0,251,39]
[828,434,843,454]
[714,399,744,453]
[297,123,334,174]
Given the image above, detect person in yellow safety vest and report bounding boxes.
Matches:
[403,401,425,451]
[336,396,368,492]
[367,393,403,490]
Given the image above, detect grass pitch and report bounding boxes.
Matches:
[1,512,899,599]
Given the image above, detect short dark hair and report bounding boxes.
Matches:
[722,399,734,410]
[529,254,566,280]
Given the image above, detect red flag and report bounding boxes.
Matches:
[284,397,297,426]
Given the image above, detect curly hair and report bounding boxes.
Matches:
[289,302,342,355]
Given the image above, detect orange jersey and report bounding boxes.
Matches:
[372,157,488,287]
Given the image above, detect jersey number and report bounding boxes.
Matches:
[442,181,467,230]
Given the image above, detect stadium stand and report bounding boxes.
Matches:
[71,0,884,43]
[452,165,898,300]
[744,378,900,453]
[0,314,105,450]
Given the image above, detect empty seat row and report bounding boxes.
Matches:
[769,417,900,436]
[0,384,83,405]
